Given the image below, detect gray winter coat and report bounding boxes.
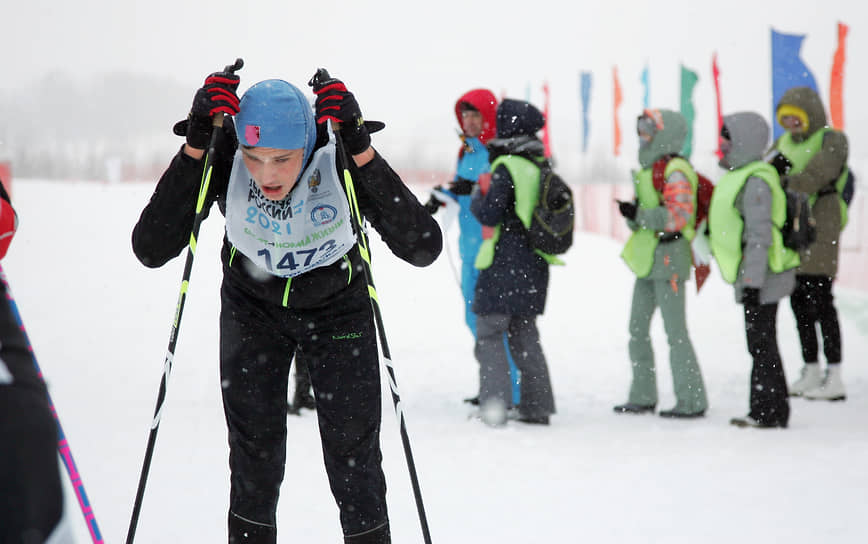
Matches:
[722,112,795,304]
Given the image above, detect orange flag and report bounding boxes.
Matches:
[613,67,623,156]
[830,22,848,130]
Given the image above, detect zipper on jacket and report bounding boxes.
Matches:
[229,245,237,267]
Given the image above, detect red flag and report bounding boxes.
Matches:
[830,22,849,130]
[712,53,724,159]
[613,67,622,157]
[542,81,552,158]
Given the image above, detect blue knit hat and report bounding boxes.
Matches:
[236,79,317,163]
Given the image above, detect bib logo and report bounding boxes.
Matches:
[308,169,321,193]
[245,125,261,145]
[311,204,337,226]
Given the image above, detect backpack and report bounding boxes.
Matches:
[782,189,817,251]
[652,157,715,228]
[527,166,575,254]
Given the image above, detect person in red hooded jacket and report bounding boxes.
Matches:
[424,90,522,406]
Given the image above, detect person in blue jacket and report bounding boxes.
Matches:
[426,90,520,405]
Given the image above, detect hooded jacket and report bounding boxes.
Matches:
[773,87,848,277]
[712,112,796,304]
[471,99,549,316]
[621,109,696,280]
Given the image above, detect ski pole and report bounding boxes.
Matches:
[0,265,104,543]
[309,68,433,544]
[126,58,244,544]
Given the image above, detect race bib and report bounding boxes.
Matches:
[225,139,356,278]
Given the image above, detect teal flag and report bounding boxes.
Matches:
[680,65,699,159]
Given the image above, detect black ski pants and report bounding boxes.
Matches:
[220,280,388,543]
[0,282,64,543]
[790,274,841,364]
[744,301,789,426]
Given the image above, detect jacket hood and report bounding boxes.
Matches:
[720,112,769,170]
[776,86,827,141]
[495,99,545,139]
[637,109,687,168]
[455,89,498,144]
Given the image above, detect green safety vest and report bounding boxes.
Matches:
[707,162,800,284]
[620,157,697,278]
[474,155,563,270]
[777,128,850,227]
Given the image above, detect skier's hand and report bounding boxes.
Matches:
[183,70,242,150]
[742,287,760,307]
[617,199,638,221]
[311,76,370,155]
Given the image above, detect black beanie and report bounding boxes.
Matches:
[496,99,545,139]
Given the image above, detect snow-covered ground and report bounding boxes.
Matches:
[5,179,868,543]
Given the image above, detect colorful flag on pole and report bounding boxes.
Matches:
[680,65,699,159]
[613,66,623,157]
[580,72,592,153]
[712,53,724,159]
[641,65,650,109]
[542,81,552,158]
[771,28,819,140]
[829,22,849,130]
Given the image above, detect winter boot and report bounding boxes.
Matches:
[613,402,655,415]
[345,522,391,544]
[804,365,846,401]
[789,364,823,397]
[729,415,787,429]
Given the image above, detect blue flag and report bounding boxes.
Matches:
[641,65,650,109]
[771,28,819,140]
[580,72,592,153]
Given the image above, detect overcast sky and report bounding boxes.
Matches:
[3,0,865,173]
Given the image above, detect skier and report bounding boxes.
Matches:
[614,109,708,418]
[132,67,442,544]
[470,98,556,426]
[708,113,798,429]
[0,181,69,542]
[425,89,520,405]
[771,87,849,401]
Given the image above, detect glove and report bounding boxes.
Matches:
[311,77,371,155]
[768,151,793,176]
[184,70,241,149]
[449,177,474,196]
[424,185,448,214]
[742,287,760,306]
[617,199,638,221]
[425,195,442,214]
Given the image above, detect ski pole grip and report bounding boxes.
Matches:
[308,68,342,133]
[211,58,244,128]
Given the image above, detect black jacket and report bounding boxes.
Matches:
[470,137,549,316]
[132,121,442,310]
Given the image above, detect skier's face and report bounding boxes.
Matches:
[241,146,305,201]
[461,110,483,139]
